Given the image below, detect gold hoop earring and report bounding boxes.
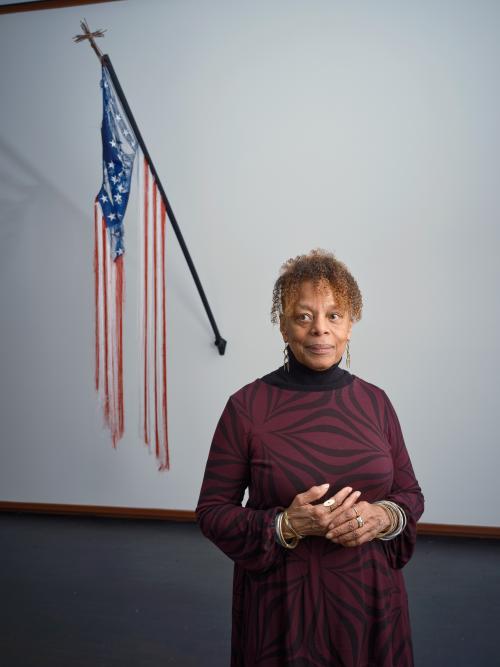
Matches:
[283,344,290,372]
[346,341,351,369]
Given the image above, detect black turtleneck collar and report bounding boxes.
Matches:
[261,348,354,392]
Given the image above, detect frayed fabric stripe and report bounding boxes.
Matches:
[94,200,125,447]
[138,156,169,470]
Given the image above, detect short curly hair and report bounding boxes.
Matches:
[271,249,362,324]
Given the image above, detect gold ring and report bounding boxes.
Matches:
[323,497,336,512]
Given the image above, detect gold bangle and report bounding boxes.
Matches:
[375,501,397,537]
[276,512,299,549]
[283,510,303,540]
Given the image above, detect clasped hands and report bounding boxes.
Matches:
[283,483,390,547]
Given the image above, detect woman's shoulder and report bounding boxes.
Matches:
[217,379,271,430]
[352,375,385,394]
[228,378,266,404]
[350,375,392,405]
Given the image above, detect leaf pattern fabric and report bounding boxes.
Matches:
[197,376,424,667]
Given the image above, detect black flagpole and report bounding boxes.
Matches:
[75,22,226,355]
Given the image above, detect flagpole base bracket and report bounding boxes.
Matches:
[215,338,227,356]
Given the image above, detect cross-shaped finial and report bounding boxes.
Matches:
[73,19,106,62]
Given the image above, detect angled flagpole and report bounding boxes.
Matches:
[75,20,227,356]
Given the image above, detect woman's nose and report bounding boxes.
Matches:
[311,315,329,335]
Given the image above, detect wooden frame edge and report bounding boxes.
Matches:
[0,0,121,16]
[1,503,499,538]
[416,522,500,539]
[0,501,197,522]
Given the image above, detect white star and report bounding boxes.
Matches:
[107,161,115,170]
[108,213,116,222]
[110,139,117,148]
[114,194,123,204]
[115,114,122,122]
[117,184,125,193]
[100,194,108,203]
[111,176,119,184]
[115,248,124,256]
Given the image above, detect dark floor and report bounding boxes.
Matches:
[0,515,498,667]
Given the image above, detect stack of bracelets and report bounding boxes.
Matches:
[275,510,303,549]
[373,500,407,540]
[275,500,406,549]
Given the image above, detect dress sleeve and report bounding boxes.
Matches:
[381,391,425,569]
[196,395,285,573]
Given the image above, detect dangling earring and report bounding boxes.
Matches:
[283,344,290,372]
[346,341,351,369]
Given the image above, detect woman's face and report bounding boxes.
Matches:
[280,280,352,371]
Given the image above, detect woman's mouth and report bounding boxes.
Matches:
[306,345,334,355]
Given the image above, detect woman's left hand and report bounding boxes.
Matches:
[325,501,390,547]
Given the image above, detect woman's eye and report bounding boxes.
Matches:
[329,313,340,320]
[297,313,311,321]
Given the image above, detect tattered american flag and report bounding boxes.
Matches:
[94,66,169,470]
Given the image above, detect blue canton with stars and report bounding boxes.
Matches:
[97,67,138,259]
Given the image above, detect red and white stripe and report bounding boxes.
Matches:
[138,156,169,470]
[93,156,169,469]
[94,201,125,448]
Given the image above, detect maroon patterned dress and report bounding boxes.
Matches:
[196,356,424,667]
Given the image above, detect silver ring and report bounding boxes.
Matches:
[356,516,364,528]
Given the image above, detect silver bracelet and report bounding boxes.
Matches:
[374,500,407,541]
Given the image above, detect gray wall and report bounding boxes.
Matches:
[0,0,498,525]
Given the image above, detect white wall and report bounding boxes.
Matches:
[0,0,498,525]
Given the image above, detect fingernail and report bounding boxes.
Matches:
[321,483,330,489]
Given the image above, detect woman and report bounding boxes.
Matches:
[196,249,424,667]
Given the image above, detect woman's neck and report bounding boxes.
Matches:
[261,346,353,392]
[287,348,343,386]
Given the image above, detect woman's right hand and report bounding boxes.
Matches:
[283,484,361,539]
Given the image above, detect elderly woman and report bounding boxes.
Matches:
[196,249,424,667]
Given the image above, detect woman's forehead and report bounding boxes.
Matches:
[285,280,347,311]
[296,279,333,298]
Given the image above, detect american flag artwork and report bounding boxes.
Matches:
[94,66,169,470]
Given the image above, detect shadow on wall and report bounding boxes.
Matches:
[0,135,98,470]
